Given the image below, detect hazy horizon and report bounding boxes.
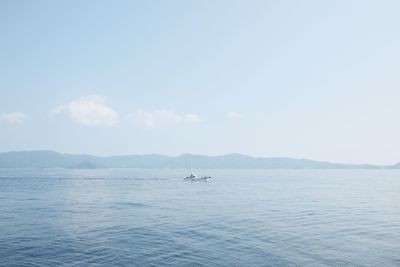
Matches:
[1,1,400,165]
[1,149,400,167]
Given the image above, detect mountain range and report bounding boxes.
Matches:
[0,150,398,169]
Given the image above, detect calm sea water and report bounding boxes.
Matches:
[0,169,399,266]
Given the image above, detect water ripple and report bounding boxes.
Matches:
[1,169,400,266]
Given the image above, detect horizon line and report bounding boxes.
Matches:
[0,149,398,167]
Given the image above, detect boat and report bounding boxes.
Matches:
[184,173,211,182]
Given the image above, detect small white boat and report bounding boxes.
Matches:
[184,173,211,182]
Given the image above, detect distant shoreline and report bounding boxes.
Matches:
[0,150,398,169]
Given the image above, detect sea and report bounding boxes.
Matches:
[0,169,399,266]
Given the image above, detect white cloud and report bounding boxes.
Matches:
[53,95,118,126]
[0,112,27,123]
[183,113,204,123]
[226,111,244,120]
[131,110,204,128]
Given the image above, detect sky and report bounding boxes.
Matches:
[1,0,400,165]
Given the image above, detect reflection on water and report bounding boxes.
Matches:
[0,169,399,266]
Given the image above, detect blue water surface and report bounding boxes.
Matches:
[0,169,399,266]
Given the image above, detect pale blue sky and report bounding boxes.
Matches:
[1,0,400,164]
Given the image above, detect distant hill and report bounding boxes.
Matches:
[66,160,99,169]
[0,150,397,169]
